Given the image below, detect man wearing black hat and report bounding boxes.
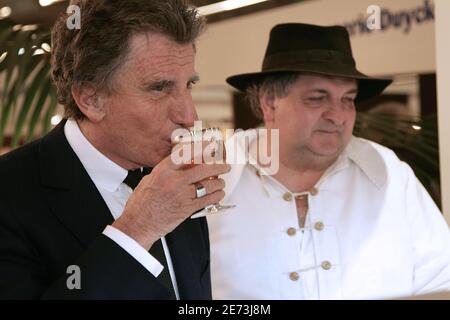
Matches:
[207,23,450,299]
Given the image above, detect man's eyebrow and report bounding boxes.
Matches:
[307,89,329,94]
[142,79,174,90]
[306,88,358,95]
[345,88,358,95]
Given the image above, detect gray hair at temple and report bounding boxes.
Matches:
[245,73,302,120]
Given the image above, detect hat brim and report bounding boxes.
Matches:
[226,69,392,103]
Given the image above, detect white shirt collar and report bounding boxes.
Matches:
[64,118,128,192]
[225,129,387,199]
[346,137,387,188]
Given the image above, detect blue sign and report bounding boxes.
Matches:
[342,0,434,36]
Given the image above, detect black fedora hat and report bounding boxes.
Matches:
[226,23,392,103]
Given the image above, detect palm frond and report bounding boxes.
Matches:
[355,112,441,206]
[0,18,53,148]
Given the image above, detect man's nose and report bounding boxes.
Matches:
[322,101,346,126]
[175,92,198,127]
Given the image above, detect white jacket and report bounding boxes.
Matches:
[208,131,450,300]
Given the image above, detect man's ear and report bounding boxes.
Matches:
[71,84,106,123]
[259,90,276,123]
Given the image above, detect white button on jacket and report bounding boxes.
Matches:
[208,130,450,300]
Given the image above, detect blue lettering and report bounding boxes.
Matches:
[343,0,434,37]
[380,9,391,32]
[414,7,426,23]
[424,0,434,20]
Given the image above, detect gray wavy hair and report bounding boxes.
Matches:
[245,73,302,120]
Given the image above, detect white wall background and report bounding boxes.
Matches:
[195,0,436,88]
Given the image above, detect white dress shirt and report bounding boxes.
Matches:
[64,119,179,299]
[208,130,450,300]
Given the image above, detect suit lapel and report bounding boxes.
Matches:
[39,121,114,247]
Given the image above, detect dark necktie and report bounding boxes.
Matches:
[123,168,176,299]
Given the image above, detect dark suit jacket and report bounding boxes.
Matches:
[0,122,211,299]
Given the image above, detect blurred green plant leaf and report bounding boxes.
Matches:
[354,112,440,206]
[0,18,53,148]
